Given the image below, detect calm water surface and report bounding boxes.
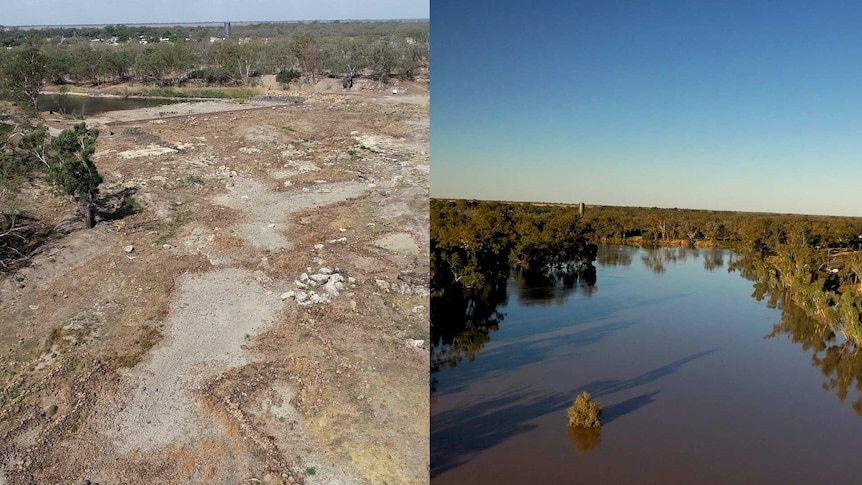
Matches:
[431,245,862,484]
[37,93,187,115]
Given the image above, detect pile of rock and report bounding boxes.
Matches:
[281,267,356,306]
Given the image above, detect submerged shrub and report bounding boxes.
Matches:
[568,391,602,428]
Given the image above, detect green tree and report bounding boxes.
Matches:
[1,46,46,109]
[24,123,102,228]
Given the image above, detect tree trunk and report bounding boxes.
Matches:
[83,202,95,228]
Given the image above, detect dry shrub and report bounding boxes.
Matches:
[214,233,243,247]
[567,391,602,428]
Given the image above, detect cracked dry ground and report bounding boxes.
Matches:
[0,91,430,484]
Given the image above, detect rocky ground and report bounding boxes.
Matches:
[0,80,429,484]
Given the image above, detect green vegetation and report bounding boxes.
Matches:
[139,86,260,99]
[124,196,142,212]
[306,467,316,476]
[184,175,205,185]
[22,123,102,227]
[431,200,598,377]
[0,46,46,109]
[276,68,302,85]
[0,21,428,109]
[567,392,602,428]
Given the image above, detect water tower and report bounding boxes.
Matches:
[578,202,585,217]
[224,22,232,38]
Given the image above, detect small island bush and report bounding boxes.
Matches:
[568,391,602,428]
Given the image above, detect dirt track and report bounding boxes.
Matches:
[0,82,429,484]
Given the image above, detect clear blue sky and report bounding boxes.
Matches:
[431,0,862,216]
[4,0,428,26]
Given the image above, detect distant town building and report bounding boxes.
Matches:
[224,22,232,38]
[579,202,585,217]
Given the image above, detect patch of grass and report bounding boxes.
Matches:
[567,391,602,428]
[283,126,296,132]
[305,467,316,476]
[347,148,361,161]
[184,175,205,185]
[140,86,262,100]
[0,382,30,408]
[155,208,190,246]
[214,233,243,247]
[67,356,80,373]
[125,196,143,212]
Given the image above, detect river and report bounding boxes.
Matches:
[431,245,862,484]
[37,93,188,116]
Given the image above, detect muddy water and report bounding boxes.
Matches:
[431,245,862,484]
[38,93,187,115]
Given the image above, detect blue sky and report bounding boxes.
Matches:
[431,0,862,216]
[3,0,428,26]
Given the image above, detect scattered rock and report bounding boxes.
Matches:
[375,279,390,292]
[411,305,425,314]
[124,245,135,253]
[406,339,424,349]
[309,274,330,283]
[280,291,295,300]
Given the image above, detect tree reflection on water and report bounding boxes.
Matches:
[430,262,597,388]
[732,250,862,415]
[567,426,601,455]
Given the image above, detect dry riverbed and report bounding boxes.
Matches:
[0,83,429,484]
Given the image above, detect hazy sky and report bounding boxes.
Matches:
[431,1,862,217]
[4,0,428,25]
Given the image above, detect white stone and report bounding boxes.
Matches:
[280,291,295,300]
[319,267,333,275]
[124,245,135,253]
[313,244,324,250]
[309,274,330,283]
[411,305,426,314]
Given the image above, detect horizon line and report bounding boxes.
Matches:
[430,197,862,219]
[3,19,429,29]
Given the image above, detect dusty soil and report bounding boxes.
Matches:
[0,81,429,484]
